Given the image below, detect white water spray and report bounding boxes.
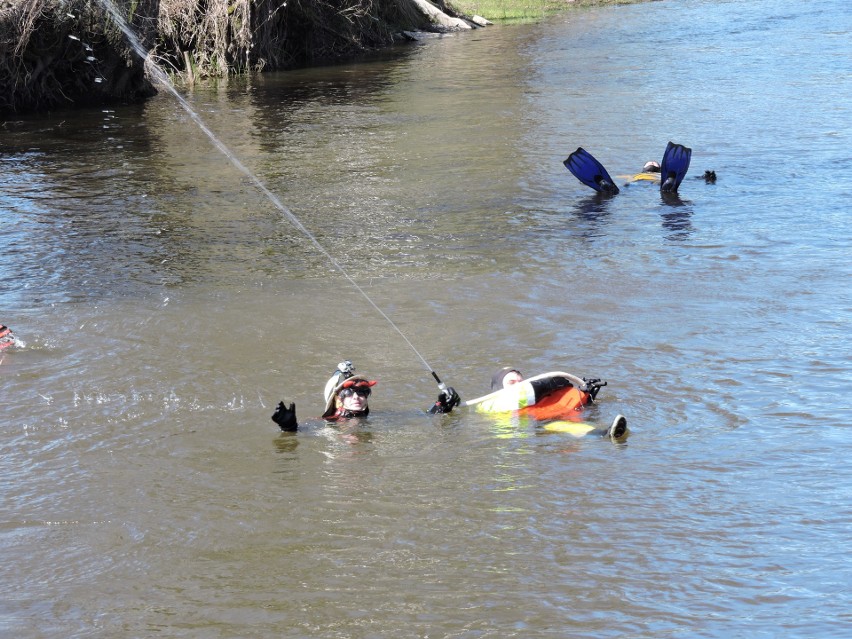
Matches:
[97,1,444,384]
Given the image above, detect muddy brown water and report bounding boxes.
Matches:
[2,0,850,636]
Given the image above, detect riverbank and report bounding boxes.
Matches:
[453,0,650,23]
[1,0,648,116]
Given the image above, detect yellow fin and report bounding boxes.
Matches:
[541,421,596,437]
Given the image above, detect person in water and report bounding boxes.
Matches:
[0,324,16,351]
[631,160,715,184]
[475,366,627,440]
[271,361,459,431]
[485,366,587,399]
[564,142,710,194]
[272,363,373,431]
[491,366,524,389]
[322,375,377,420]
[633,160,661,181]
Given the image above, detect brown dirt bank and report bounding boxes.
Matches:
[0,0,631,116]
[1,0,476,115]
[1,0,157,115]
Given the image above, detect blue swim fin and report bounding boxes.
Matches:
[660,141,692,192]
[563,147,619,194]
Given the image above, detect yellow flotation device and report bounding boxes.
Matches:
[615,172,661,183]
[631,171,661,182]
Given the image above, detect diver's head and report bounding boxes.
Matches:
[642,161,661,173]
[338,380,373,412]
[491,367,523,391]
[323,375,377,418]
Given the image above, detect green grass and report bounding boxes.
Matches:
[451,0,646,23]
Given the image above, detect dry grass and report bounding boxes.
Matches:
[1,0,617,114]
[155,0,437,78]
[2,0,427,112]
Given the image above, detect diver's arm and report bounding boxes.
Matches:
[272,401,298,431]
[428,387,461,414]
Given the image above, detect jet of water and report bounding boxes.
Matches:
[96,0,442,382]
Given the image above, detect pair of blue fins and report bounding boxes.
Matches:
[564,141,691,195]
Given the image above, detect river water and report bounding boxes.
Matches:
[2,0,850,636]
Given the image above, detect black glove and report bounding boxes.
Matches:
[429,387,460,414]
[529,376,573,402]
[272,401,298,432]
[581,377,607,401]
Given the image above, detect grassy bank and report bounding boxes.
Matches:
[452,0,649,23]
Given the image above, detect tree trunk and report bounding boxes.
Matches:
[407,0,472,31]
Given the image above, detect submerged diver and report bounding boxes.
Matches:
[564,142,696,194]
